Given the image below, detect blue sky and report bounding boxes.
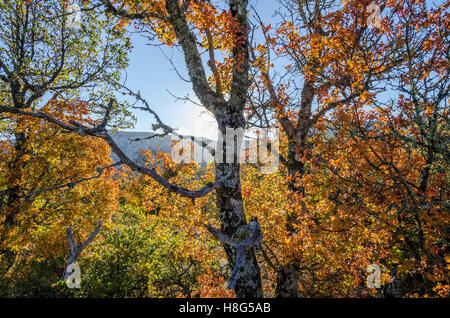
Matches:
[122,0,280,139]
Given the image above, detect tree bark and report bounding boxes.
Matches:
[274,79,315,298]
[164,0,263,297]
[276,263,299,298]
[2,129,27,228]
[275,143,303,297]
[215,113,263,298]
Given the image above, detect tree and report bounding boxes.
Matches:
[0,101,120,295]
[311,0,449,296]
[77,204,225,297]
[1,0,264,297]
[249,0,448,296]
[1,0,447,298]
[0,0,129,291]
[249,0,386,296]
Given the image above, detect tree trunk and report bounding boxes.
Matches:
[0,128,27,277]
[215,115,263,298]
[276,263,299,297]
[275,141,304,297]
[2,129,27,228]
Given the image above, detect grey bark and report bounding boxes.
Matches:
[206,217,262,290]
[62,221,102,280]
[164,0,263,297]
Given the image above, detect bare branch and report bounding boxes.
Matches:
[0,103,220,198]
[165,0,225,113]
[26,162,122,198]
[62,221,102,280]
[205,218,263,289]
[119,85,216,156]
[205,27,223,95]
[78,222,103,252]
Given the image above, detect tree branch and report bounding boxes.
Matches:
[205,218,263,289]
[26,162,122,198]
[165,0,225,113]
[62,221,102,280]
[0,103,220,198]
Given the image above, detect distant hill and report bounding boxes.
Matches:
[110,131,174,164]
[110,131,213,165]
[111,131,276,166]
